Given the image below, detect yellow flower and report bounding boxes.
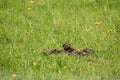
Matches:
[33,62,37,66]
[27,7,32,11]
[107,29,113,33]
[12,74,17,77]
[32,50,36,53]
[30,0,34,4]
[95,21,102,25]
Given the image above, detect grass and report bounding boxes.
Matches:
[0,0,120,80]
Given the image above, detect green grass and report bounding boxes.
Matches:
[0,0,120,80]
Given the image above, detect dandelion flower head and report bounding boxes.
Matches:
[33,62,37,66]
[107,29,113,33]
[95,21,102,25]
[32,50,36,53]
[12,74,17,77]
[27,7,32,11]
[30,0,34,4]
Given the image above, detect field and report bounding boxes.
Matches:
[0,0,120,80]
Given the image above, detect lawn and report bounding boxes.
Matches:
[0,0,120,80]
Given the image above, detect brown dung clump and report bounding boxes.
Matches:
[44,43,92,56]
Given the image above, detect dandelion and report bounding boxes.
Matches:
[30,0,34,4]
[12,74,17,77]
[32,50,36,53]
[27,7,32,11]
[95,21,102,25]
[33,62,37,66]
[107,29,113,33]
